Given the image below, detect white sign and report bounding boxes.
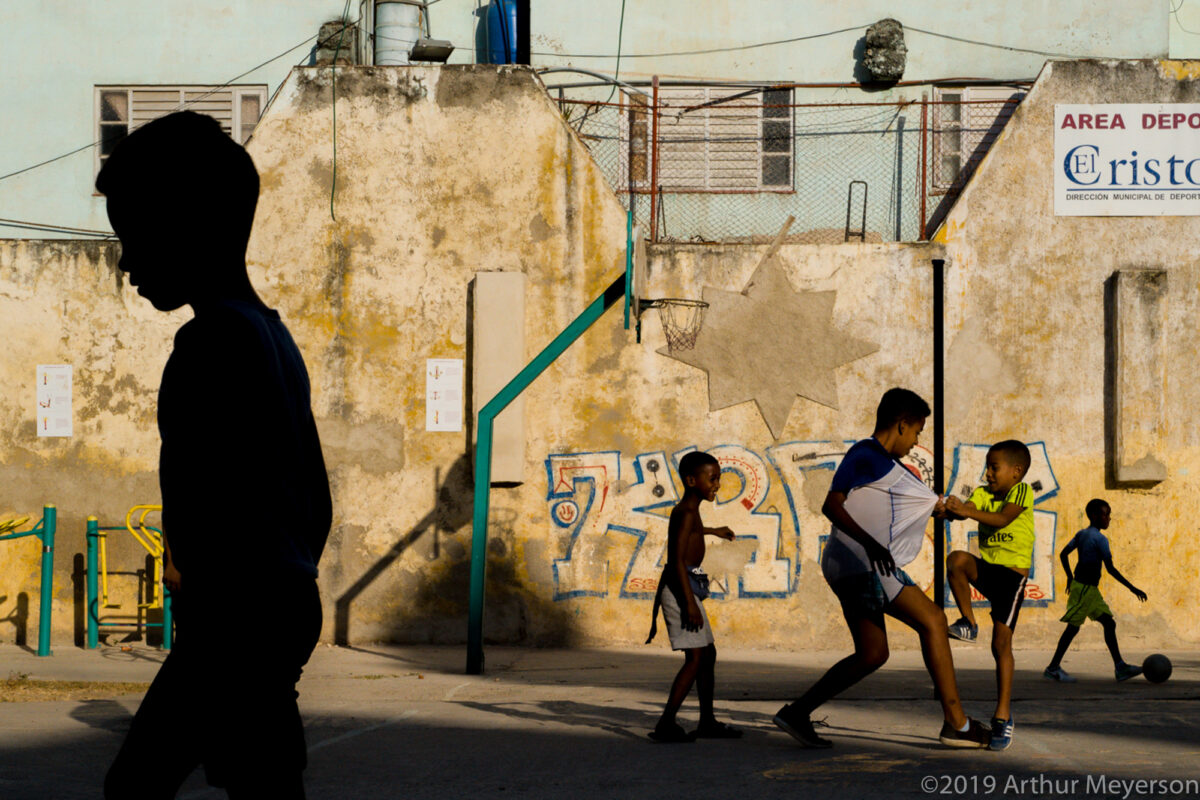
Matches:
[36,365,72,437]
[425,358,463,432]
[1055,104,1200,216]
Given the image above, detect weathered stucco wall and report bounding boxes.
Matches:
[935,59,1200,648]
[0,240,178,648]
[3,62,1198,654]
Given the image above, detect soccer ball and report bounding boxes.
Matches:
[1142,653,1172,683]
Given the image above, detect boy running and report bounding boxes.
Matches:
[1044,499,1147,683]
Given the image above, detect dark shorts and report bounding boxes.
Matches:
[969,554,1027,630]
[830,568,916,617]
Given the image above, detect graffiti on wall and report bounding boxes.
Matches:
[944,442,1059,607]
[545,441,1057,606]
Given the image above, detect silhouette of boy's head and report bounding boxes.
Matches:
[679,451,718,482]
[96,111,260,311]
[678,451,720,501]
[1085,498,1111,529]
[873,387,931,433]
[988,440,1031,477]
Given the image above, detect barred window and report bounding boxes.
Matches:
[932,85,1025,194]
[632,87,793,192]
[95,85,267,174]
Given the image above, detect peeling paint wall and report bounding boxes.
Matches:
[245,65,631,646]
[4,62,1198,653]
[935,59,1200,648]
[0,240,177,648]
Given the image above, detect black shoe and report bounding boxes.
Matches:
[773,704,832,748]
[648,722,695,743]
[939,717,990,748]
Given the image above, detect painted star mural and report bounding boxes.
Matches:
[660,253,879,439]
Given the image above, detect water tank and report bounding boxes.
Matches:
[375,0,425,65]
[485,0,517,64]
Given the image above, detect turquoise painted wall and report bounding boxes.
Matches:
[1,2,344,238]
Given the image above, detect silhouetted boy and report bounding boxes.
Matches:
[1044,499,1147,683]
[774,389,989,749]
[646,451,739,742]
[100,111,331,799]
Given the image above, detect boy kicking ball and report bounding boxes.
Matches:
[1044,499,1147,683]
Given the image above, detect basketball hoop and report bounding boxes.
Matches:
[642,298,709,351]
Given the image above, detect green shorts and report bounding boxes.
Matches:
[1060,582,1112,626]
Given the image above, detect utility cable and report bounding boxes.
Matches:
[1172,0,1200,35]
[0,24,357,185]
[602,0,627,104]
[330,0,354,222]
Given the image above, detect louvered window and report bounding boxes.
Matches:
[932,86,1025,194]
[95,85,267,173]
[629,87,794,192]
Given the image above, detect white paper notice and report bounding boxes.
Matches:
[426,359,464,432]
[36,365,73,438]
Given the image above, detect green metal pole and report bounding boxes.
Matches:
[86,517,98,649]
[162,589,173,650]
[466,273,627,674]
[36,505,55,657]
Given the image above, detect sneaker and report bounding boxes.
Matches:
[1115,662,1143,682]
[947,618,979,642]
[1043,665,1077,683]
[988,716,1014,751]
[773,704,832,748]
[939,717,990,748]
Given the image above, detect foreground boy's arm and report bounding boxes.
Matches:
[1103,557,1148,602]
[822,491,896,575]
[943,495,1024,529]
[703,526,736,541]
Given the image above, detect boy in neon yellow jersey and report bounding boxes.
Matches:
[943,440,1034,752]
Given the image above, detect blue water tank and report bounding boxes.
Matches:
[486,0,517,64]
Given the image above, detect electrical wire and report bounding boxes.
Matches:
[601,0,627,104]
[0,24,357,186]
[330,1,354,222]
[0,217,115,238]
[904,26,1088,58]
[1172,0,1200,35]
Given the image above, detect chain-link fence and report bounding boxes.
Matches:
[556,82,1025,244]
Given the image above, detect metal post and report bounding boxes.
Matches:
[932,258,946,608]
[624,209,633,329]
[648,76,660,243]
[920,96,929,240]
[467,273,627,674]
[36,505,55,657]
[86,517,99,649]
[162,590,173,650]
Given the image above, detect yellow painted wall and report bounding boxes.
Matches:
[2,62,1197,653]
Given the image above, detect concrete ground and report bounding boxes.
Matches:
[0,642,1197,799]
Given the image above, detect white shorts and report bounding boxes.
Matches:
[659,588,715,650]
